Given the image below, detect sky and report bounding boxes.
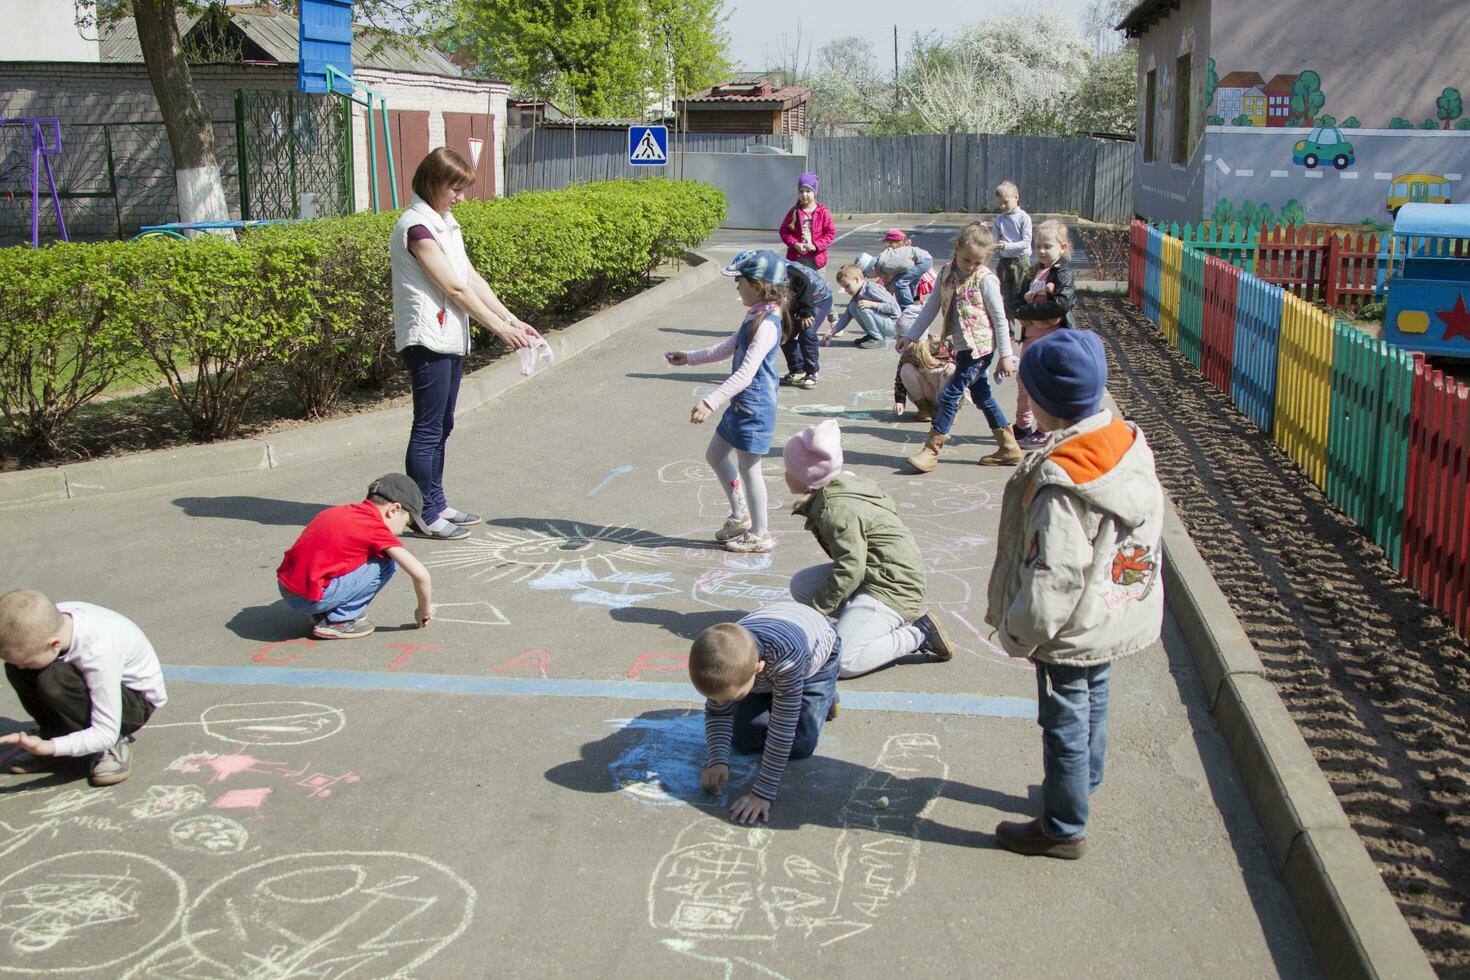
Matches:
[722,0,1105,73]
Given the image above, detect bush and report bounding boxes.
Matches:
[0,180,727,459]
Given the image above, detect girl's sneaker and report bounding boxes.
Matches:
[780,372,806,386]
[1017,430,1051,450]
[714,514,752,542]
[724,531,774,554]
[797,374,819,389]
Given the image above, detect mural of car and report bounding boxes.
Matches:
[1293,127,1355,169]
[1387,173,1453,217]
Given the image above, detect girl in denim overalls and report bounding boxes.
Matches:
[666,250,789,554]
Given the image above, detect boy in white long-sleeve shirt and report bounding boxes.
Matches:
[1,590,166,786]
[993,181,1033,331]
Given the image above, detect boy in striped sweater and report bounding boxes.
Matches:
[692,602,840,825]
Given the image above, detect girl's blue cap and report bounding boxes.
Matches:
[721,249,788,285]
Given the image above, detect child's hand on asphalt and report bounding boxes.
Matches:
[994,355,1018,383]
[415,603,432,628]
[691,403,712,424]
[700,763,729,794]
[730,793,771,825]
[665,351,688,366]
[0,731,53,755]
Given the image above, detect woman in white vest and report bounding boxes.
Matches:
[391,148,540,540]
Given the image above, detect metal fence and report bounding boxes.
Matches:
[810,133,1133,222]
[504,127,794,194]
[502,128,1133,223]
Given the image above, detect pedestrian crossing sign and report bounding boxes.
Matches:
[629,125,669,166]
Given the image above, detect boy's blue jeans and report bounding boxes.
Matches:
[730,644,841,760]
[848,303,896,342]
[931,348,1009,435]
[1036,661,1111,840]
[891,257,933,307]
[280,557,397,624]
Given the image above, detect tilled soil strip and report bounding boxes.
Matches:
[1085,294,1470,975]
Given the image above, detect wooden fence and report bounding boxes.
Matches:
[503,128,1134,223]
[1130,220,1469,640]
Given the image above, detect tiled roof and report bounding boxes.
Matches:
[99,8,462,78]
[680,82,811,107]
[1218,71,1265,89]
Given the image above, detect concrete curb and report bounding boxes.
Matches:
[1114,384,1434,979]
[0,253,724,508]
[1076,280,1127,296]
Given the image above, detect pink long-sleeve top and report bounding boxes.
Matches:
[685,316,779,412]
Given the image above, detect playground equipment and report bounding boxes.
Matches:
[326,65,398,211]
[133,219,288,241]
[0,116,69,247]
[1381,203,1470,359]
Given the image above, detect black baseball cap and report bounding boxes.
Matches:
[366,473,424,522]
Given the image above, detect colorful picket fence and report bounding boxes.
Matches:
[1128,219,1470,639]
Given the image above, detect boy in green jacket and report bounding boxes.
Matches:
[784,420,954,677]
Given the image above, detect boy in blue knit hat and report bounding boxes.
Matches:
[985,329,1165,859]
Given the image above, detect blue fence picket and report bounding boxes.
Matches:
[1230,275,1285,433]
[1144,226,1163,323]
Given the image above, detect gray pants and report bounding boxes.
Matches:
[789,565,924,679]
[848,302,897,342]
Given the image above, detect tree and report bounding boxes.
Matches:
[75,0,230,227]
[1341,116,1361,128]
[1279,198,1307,227]
[643,0,731,119]
[1067,44,1138,136]
[806,37,894,133]
[1288,69,1324,126]
[1211,197,1234,226]
[1437,87,1463,129]
[1388,117,1414,129]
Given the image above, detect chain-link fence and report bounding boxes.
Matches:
[235,88,350,221]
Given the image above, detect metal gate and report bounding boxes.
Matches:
[234,88,351,220]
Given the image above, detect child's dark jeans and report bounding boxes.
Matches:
[781,295,832,377]
[891,256,934,307]
[6,661,154,742]
[931,349,1009,435]
[1036,661,1111,839]
[730,644,840,760]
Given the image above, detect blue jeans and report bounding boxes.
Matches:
[401,345,463,524]
[730,643,841,760]
[1036,661,1111,839]
[891,257,933,307]
[931,348,1008,435]
[280,557,397,624]
[849,303,896,342]
[782,295,831,376]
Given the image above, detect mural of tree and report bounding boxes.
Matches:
[1388,117,1414,129]
[1421,118,1439,129]
[1458,119,1470,131]
[1207,113,1224,125]
[1231,113,1252,126]
[1288,70,1324,126]
[1437,87,1463,129]
[1279,199,1307,227]
[1204,57,1218,111]
[1341,116,1361,128]
[1211,198,1234,226]
[1254,203,1277,228]
[1317,114,1337,127]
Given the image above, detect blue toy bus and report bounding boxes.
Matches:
[1380,203,1470,359]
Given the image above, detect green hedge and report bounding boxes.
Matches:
[0,179,725,456]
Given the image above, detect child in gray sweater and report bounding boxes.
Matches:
[825,264,901,349]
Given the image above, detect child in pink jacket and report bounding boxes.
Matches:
[779,172,835,270]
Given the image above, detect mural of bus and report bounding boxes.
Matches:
[1387,173,1453,217]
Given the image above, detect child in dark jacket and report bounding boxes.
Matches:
[783,262,833,389]
[1012,220,1079,448]
[784,420,954,678]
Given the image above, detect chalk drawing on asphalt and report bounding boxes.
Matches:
[31,788,107,818]
[607,714,758,808]
[149,702,347,747]
[529,568,682,608]
[0,850,186,975]
[423,522,672,584]
[648,733,948,974]
[428,600,511,626]
[692,570,792,611]
[167,815,249,856]
[122,851,476,980]
[122,786,207,821]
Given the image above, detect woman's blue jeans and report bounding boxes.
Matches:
[931,348,1008,435]
[401,345,463,524]
[1036,661,1111,840]
[279,558,397,624]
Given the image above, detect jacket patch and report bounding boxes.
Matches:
[1106,543,1160,607]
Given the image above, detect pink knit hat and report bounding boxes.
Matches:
[783,420,844,490]
[882,229,907,242]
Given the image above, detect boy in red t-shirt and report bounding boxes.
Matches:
[277,474,434,639]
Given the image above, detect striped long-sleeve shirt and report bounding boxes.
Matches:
[705,602,839,801]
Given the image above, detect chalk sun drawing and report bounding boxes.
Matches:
[423,522,672,584]
[607,714,758,807]
[168,815,249,856]
[0,850,186,975]
[122,851,476,980]
[649,734,948,974]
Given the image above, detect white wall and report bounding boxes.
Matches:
[0,0,99,63]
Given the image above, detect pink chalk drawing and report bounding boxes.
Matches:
[296,771,361,799]
[212,787,272,810]
[167,752,305,784]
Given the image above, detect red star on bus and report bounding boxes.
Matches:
[1436,293,1470,343]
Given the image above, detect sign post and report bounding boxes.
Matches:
[628,125,669,167]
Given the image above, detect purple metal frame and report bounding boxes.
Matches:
[0,116,69,247]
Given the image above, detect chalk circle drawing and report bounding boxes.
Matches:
[31,788,107,818]
[649,734,947,974]
[693,570,792,612]
[607,715,758,807]
[200,702,345,746]
[123,851,476,980]
[124,785,207,821]
[658,459,716,485]
[0,850,186,975]
[423,522,674,584]
[167,816,248,856]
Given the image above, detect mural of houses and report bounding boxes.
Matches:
[1117,0,1470,225]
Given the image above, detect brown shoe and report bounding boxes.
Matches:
[979,426,1023,466]
[905,431,947,473]
[996,818,1086,859]
[912,397,935,423]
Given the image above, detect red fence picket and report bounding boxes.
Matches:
[1323,231,1381,312]
[1403,355,1470,639]
[1200,256,1240,394]
[1129,219,1147,305]
[1255,225,1329,303]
